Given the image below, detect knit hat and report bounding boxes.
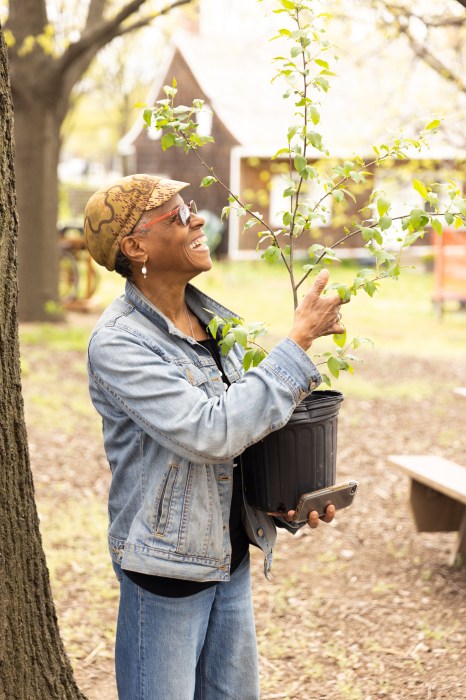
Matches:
[83,173,189,270]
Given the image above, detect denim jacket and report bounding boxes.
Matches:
[87,281,321,581]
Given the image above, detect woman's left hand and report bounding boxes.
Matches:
[289,503,336,528]
[269,503,336,528]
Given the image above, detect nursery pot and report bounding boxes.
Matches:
[241,390,344,513]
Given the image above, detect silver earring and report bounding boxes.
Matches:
[142,263,147,279]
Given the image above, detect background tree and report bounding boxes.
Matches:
[4,0,193,322]
[350,0,466,147]
[0,25,86,698]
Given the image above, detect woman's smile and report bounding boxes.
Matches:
[189,234,209,251]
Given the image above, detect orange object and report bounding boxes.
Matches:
[433,228,466,314]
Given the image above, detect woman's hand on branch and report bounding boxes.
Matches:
[288,269,346,352]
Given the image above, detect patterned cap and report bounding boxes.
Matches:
[83,173,189,271]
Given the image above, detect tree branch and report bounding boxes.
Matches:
[55,0,192,77]
[398,21,466,94]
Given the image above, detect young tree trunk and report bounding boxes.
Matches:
[0,28,86,698]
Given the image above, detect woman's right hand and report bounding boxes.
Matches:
[288,269,346,351]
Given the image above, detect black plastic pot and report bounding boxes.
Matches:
[241,390,344,512]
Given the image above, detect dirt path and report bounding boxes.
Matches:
[25,350,466,699]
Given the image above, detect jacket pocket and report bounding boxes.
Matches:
[155,465,178,536]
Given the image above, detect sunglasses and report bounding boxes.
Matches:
[144,200,198,228]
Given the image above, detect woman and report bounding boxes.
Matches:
[84,173,345,699]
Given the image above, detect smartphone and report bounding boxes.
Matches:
[292,480,359,523]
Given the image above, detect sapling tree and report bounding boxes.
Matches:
[141,0,466,383]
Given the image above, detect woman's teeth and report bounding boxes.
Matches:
[189,236,208,250]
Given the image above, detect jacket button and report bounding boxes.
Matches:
[257,528,264,537]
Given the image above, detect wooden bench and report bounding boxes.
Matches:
[453,387,466,399]
[389,455,466,565]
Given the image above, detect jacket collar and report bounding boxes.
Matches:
[125,280,238,339]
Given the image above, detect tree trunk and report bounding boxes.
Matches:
[0,27,86,698]
[15,99,62,321]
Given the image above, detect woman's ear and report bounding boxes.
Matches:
[120,235,147,264]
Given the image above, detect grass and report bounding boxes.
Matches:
[20,260,466,363]
[38,494,118,663]
[18,259,466,416]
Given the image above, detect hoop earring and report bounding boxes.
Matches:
[141,262,147,279]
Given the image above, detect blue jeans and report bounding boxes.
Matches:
[113,553,259,699]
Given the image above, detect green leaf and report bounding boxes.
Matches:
[352,336,374,350]
[373,229,383,245]
[243,218,259,231]
[376,196,390,217]
[261,245,281,263]
[413,179,428,199]
[409,208,429,229]
[360,226,375,243]
[432,218,442,236]
[309,105,320,125]
[333,330,347,348]
[403,231,424,247]
[363,280,378,297]
[242,349,256,372]
[325,283,351,302]
[161,133,175,151]
[221,332,236,355]
[287,125,298,141]
[327,356,341,379]
[232,326,248,348]
[426,119,441,130]
[207,315,221,340]
[320,373,331,387]
[379,215,392,231]
[294,155,307,172]
[200,176,216,188]
[315,58,329,69]
[253,349,266,367]
[143,109,153,127]
[307,243,326,258]
[308,131,323,150]
[445,212,454,225]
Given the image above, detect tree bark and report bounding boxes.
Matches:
[0,26,86,698]
[14,100,62,321]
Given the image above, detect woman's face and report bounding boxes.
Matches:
[136,194,213,279]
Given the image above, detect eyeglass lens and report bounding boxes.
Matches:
[178,201,197,226]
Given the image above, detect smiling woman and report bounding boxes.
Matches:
[83,172,344,700]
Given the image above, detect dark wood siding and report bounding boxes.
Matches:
[132,49,239,255]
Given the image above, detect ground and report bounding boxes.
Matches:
[23,332,466,700]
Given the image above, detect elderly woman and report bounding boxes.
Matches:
[84,173,344,700]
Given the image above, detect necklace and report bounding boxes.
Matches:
[184,304,195,338]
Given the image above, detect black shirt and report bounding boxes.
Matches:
[124,336,250,597]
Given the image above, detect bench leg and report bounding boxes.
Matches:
[450,507,466,566]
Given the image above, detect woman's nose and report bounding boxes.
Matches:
[190,211,205,228]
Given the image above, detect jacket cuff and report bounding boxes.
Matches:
[261,337,322,404]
